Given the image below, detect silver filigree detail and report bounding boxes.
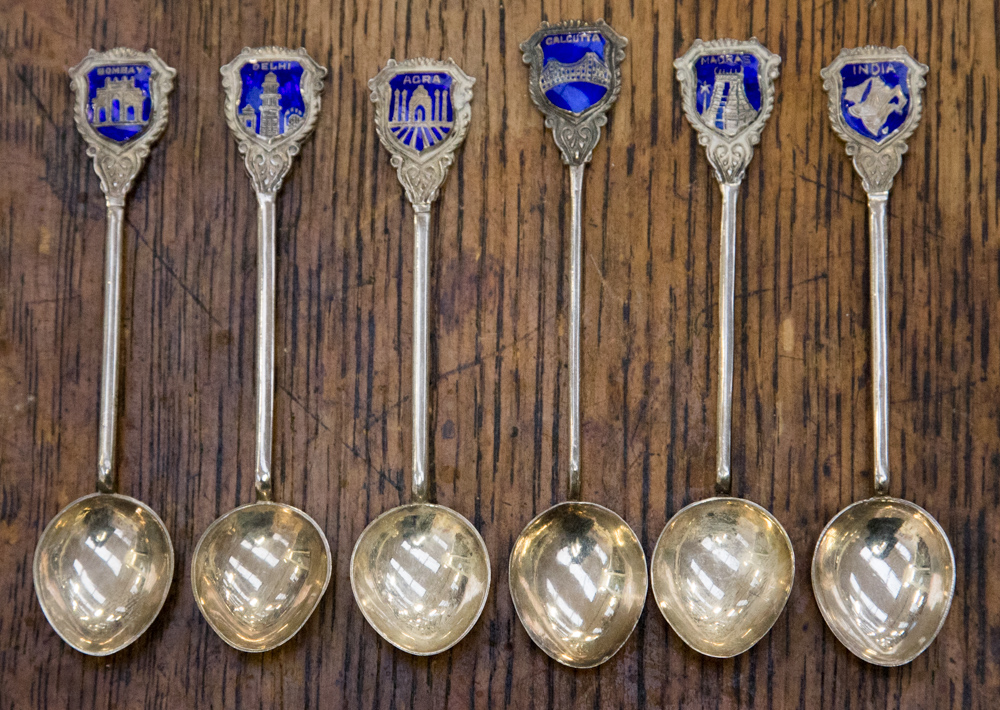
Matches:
[521,20,628,166]
[369,58,474,208]
[69,48,175,199]
[675,38,781,185]
[821,46,928,194]
[220,47,327,195]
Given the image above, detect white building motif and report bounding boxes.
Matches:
[240,72,304,137]
[700,69,758,136]
[92,76,147,126]
[538,52,611,93]
[388,83,452,150]
[844,77,907,136]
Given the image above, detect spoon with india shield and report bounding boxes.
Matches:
[508,21,647,669]
[813,46,955,666]
[190,47,331,653]
[350,58,490,656]
[33,48,176,656]
[650,39,795,659]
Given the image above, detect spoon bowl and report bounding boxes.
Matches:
[650,497,794,657]
[192,501,331,652]
[351,503,490,655]
[33,492,174,656]
[812,497,955,666]
[509,501,647,668]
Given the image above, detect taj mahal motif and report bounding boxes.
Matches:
[699,68,758,136]
[240,71,304,138]
[387,81,453,151]
[92,76,147,127]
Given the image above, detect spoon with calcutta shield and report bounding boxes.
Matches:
[33,48,176,656]
[350,58,490,656]
[813,46,954,666]
[649,38,795,659]
[508,21,647,669]
[191,47,330,652]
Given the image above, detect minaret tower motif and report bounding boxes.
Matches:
[259,71,281,137]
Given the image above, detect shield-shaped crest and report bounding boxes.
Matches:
[69,48,175,197]
[821,46,928,193]
[221,47,326,194]
[675,39,781,184]
[369,58,474,206]
[521,20,627,165]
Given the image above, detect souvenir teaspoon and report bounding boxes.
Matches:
[508,21,648,669]
[33,48,176,656]
[813,46,955,666]
[350,58,490,656]
[650,39,795,658]
[191,47,331,652]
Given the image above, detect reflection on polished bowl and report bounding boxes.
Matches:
[191,502,331,652]
[509,501,647,668]
[812,497,955,666]
[350,503,491,655]
[650,497,794,657]
[33,493,174,655]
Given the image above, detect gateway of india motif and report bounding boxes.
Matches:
[92,76,147,127]
[538,51,612,95]
[699,68,758,136]
[240,71,305,137]
[388,82,452,151]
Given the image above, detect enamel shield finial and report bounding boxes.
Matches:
[675,38,781,184]
[520,20,628,166]
[69,48,175,199]
[220,47,327,195]
[369,58,475,208]
[821,46,928,194]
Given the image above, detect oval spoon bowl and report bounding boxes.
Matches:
[351,503,490,655]
[192,501,331,652]
[509,501,647,668]
[812,496,955,666]
[650,497,794,657]
[33,492,174,656]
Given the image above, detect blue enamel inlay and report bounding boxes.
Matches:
[86,64,152,142]
[539,30,610,114]
[387,72,454,153]
[694,53,761,135]
[839,61,910,143]
[237,61,306,137]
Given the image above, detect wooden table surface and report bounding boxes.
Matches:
[1,0,997,708]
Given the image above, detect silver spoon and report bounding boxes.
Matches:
[350,58,490,656]
[508,21,647,669]
[813,46,955,666]
[650,38,794,659]
[191,47,331,653]
[33,48,176,656]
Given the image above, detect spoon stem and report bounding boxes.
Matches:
[96,196,126,494]
[715,181,740,496]
[254,192,276,503]
[567,163,584,502]
[411,203,431,503]
[868,191,891,496]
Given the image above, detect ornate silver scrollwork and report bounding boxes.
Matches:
[220,47,327,195]
[821,46,928,194]
[69,48,176,200]
[675,38,781,185]
[520,20,627,166]
[369,58,474,209]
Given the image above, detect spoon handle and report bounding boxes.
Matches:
[868,192,891,495]
[411,204,431,503]
[715,181,740,495]
[96,196,126,494]
[254,192,277,502]
[567,163,584,501]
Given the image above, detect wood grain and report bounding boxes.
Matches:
[1,0,997,707]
